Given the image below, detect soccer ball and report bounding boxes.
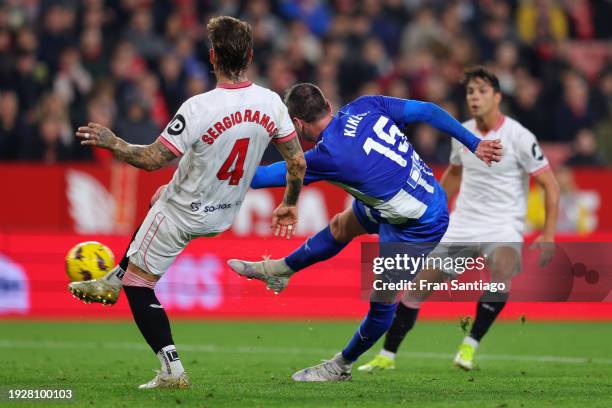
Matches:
[65,241,115,282]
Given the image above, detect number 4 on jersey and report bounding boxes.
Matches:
[217,138,250,185]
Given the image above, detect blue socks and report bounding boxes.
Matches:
[342,302,397,362]
[285,226,348,272]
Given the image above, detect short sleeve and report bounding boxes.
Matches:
[272,95,297,143]
[158,100,202,156]
[449,138,463,166]
[517,127,549,175]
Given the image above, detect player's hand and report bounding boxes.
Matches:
[475,139,503,166]
[271,203,298,239]
[75,122,118,150]
[530,235,555,267]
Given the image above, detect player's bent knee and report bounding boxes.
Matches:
[400,298,422,309]
[329,214,347,242]
[330,210,365,243]
[122,262,159,289]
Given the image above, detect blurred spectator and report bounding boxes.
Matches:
[80,28,108,78]
[517,0,568,45]
[114,93,160,146]
[554,70,598,142]
[493,41,519,95]
[136,72,169,129]
[123,8,166,60]
[39,4,77,74]
[21,115,73,163]
[565,128,607,167]
[0,0,608,167]
[400,7,445,57]
[54,47,93,108]
[279,0,331,37]
[0,90,29,160]
[158,53,185,114]
[411,124,449,165]
[12,50,47,121]
[509,71,550,139]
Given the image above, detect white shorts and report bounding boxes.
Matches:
[432,222,523,276]
[126,201,195,277]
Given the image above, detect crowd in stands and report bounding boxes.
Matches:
[0,0,610,166]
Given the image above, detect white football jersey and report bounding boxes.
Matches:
[448,115,549,237]
[156,81,295,235]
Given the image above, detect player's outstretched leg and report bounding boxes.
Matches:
[454,290,508,370]
[123,263,190,389]
[292,302,397,381]
[228,224,349,292]
[227,257,294,293]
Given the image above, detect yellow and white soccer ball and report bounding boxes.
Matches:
[65,241,115,282]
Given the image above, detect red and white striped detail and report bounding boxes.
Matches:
[122,269,157,289]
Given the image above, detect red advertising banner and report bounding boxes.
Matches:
[2,232,612,320]
[0,163,610,235]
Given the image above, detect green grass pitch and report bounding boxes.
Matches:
[1,320,611,407]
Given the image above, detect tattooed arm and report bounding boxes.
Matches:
[269,136,306,238]
[76,122,176,171]
[274,136,306,205]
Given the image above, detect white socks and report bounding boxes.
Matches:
[379,349,396,360]
[157,345,185,378]
[462,336,480,349]
[332,352,353,370]
[103,265,125,286]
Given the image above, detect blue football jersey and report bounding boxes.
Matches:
[303,96,447,224]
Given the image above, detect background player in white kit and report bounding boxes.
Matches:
[360,66,560,372]
[68,16,306,389]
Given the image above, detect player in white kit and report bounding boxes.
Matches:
[359,67,560,372]
[68,16,306,389]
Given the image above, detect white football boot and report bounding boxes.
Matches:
[291,353,352,382]
[227,257,293,293]
[138,371,191,389]
[68,267,122,305]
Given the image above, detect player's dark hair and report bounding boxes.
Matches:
[207,16,253,80]
[284,83,328,122]
[462,66,501,94]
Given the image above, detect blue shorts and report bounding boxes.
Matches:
[352,199,449,244]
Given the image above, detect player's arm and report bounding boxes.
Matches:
[533,168,560,243]
[251,142,334,189]
[274,136,307,206]
[269,136,306,238]
[440,164,462,199]
[76,122,176,171]
[380,96,502,165]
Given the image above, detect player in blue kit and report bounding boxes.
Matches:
[228,83,502,381]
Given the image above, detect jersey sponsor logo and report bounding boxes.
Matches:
[202,109,277,145]
[531,142,544,160]
[202,203,233,213]
[167,114,186,136]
